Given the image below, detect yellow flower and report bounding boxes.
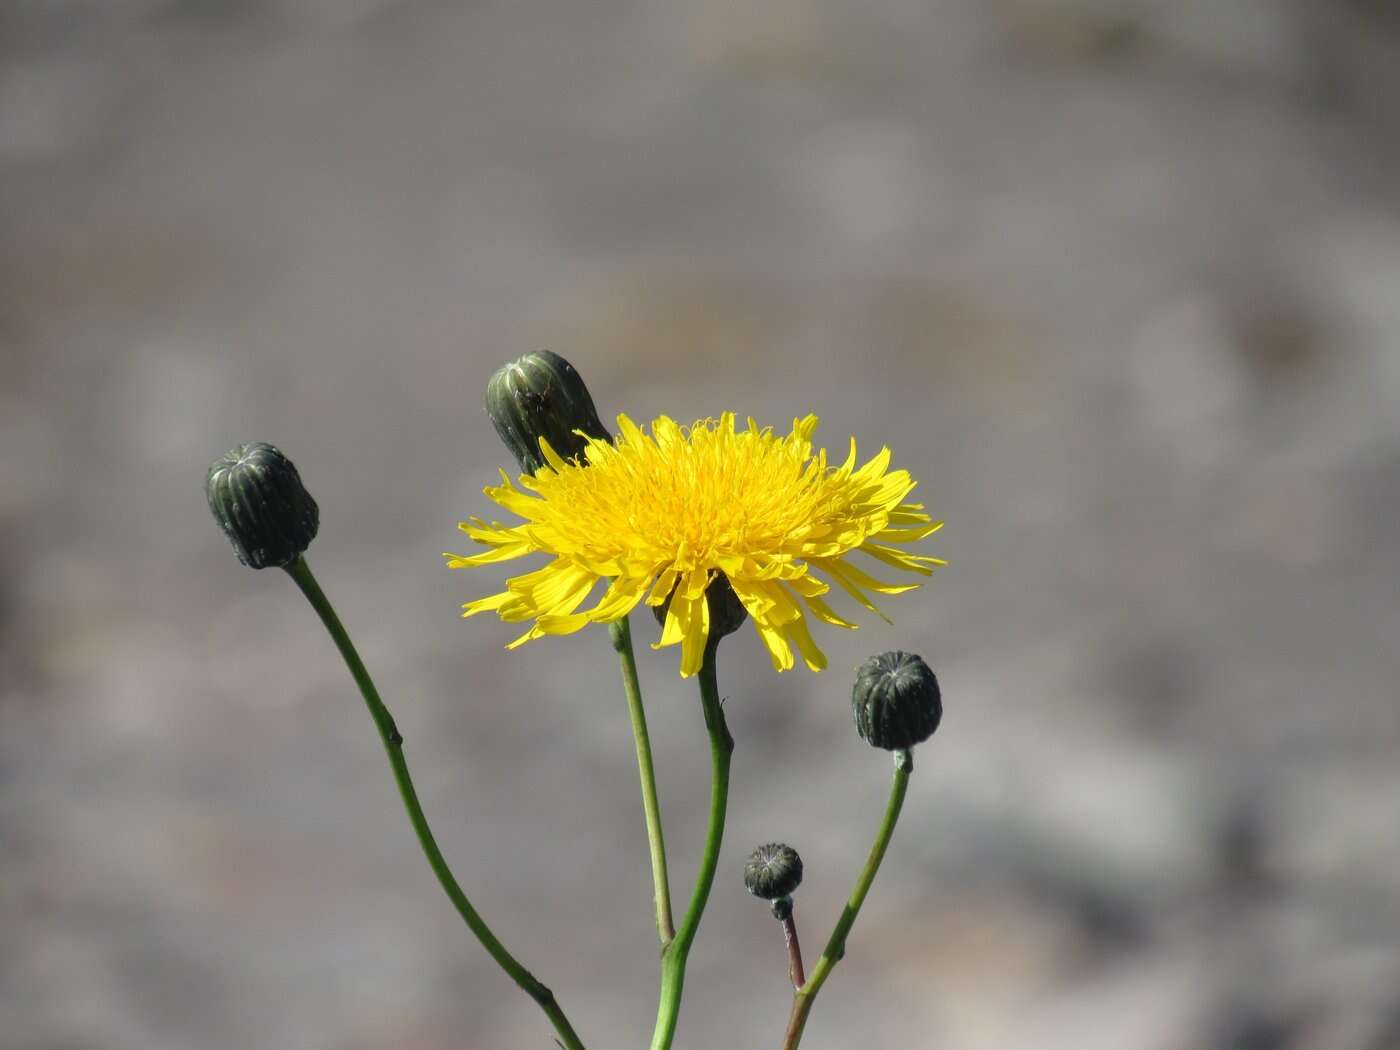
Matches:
[446,413,943,677]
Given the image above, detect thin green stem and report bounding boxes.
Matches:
[609,617,675,947]
[781,749,913,1050]
[650,642,733,1050]
[284,555,586,1050]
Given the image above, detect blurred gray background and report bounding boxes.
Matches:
[4,2,1400,1048]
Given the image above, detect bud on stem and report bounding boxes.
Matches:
[484,351,610,475]
[851,651,942,751]
[744,843,804,901]
[206,443,319,569]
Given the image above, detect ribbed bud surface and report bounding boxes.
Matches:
[206,443,319,569]
[744,843,804,900]
[852,650,942,751]
[484,351,610,475]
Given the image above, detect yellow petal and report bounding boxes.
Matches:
[873,521,944,543]
[858,542,943,576]
[752,616,795,672]
[679,588,711,678]
[797,590,858,629]
[538,436,570,474]
[654,593,688,648]
[813,559,891,624]
[536,613,591,635]
[646,567,681,607]
[828,558,920,595]
[462,590,513,617]
[783,614,828,672]
[443,542,535,568]
[458,518,527,545]
[505,623,545,648]
[585,574,651,622]
[616,413,649,451]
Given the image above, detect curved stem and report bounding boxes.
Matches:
[609,617,675,947]
[650,643,733,1050]
[284,556,587,1050]
[781,749,913,1050]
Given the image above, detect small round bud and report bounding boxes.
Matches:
[852,651,942,751]
[206,443,319,569]
[744,843,804,901]
[770,896,794,922]
[485,351,610,475]
[653,572,748,642]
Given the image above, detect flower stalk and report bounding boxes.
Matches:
[284,555,587,1050]
[780,749,913,1050]
[780,910,807,989]
[609,615,675,947]
[650,639,733,1050]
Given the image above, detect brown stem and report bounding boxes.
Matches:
[781,913,806,989]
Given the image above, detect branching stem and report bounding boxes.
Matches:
[780,749,913,1050]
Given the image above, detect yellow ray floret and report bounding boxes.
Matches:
[445,413,944,677]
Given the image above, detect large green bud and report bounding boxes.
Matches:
[206,443,319,569]
[484,351,610,475]
[852,650,942,751]
[652,572,749,644]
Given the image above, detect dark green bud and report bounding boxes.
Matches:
[744,843,803,901]
[484,351,610,475]
[653,572,748,643]
[206,443,319,569]
[852,650,942,751]
[769,896,794,921]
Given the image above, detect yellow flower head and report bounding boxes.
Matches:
[446,413,943,677]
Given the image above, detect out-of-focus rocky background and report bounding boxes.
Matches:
[4,2,1400,1048]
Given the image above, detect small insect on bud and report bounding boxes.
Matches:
[206,443,319,569]
[744,843,804,901]
[484,350,610,475]
[653,571,749,643]
[852,650,942,751]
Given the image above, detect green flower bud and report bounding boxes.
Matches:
[485,351,610,475]
[744,843,804,901]
[653,571,749,642]
[206,443,319,569]
[852,650,942,751]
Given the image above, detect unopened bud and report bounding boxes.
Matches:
[484,351,609,475]
[852,650,942,751]
[206,443,319,570]
[744,843,804,901]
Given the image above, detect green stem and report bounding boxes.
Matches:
[781,749,913,1050]
[284,555,586,1050]
[609,617,675,947]
[650,642,733,1050]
